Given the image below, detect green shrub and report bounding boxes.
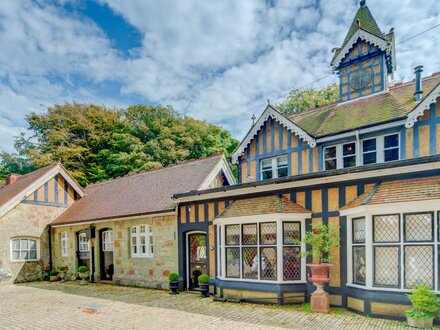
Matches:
[48,270,59,276]
[405,284,440,319]
[168,272,179,282]
[59,267,66,272]
[198,274,210,283]
[77,266,89,273]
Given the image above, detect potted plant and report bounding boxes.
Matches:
[78,266,89,285]
[168,272,180,295]
[49,269,59,282]
[59,266,68,282]
[405,284,440,328]
[198,274,210,298]
[43,265,51,281]
[296,222,339,313]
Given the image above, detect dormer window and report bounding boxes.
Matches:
[324,142,357,170]
[261,155,288,180]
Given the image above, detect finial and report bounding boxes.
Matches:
[267,99,270,105]
[360,0,366,8]
[251,114,256,125]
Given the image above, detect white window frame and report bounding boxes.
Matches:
[214,213,309,284]
[344,200,440,293]
[78,232,90,252]
[102,230,113,252]
[130,225,153,258]
[60,231,69,257]
[323,142,357,170]
[10,238,40,261]
[360,132,400,165]
[260,155,288,180]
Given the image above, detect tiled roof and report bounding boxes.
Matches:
[52,154,225,225]
[342,176,440,209]
[218,195,310,219]
[0,164,58,209]
[289,74,440,137]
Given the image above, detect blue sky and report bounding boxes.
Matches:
[0,0,439,152]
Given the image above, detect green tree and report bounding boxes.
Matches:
[277,83,339,115]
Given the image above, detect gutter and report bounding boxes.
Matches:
[48,225,53,269]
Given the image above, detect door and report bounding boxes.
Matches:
[100,229,114,281]
[187,232,208,290]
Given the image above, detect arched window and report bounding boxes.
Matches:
[78,232,89,252]
[102,230,113,252]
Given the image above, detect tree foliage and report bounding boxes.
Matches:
[1,103,238,186]
[277,83,339,115]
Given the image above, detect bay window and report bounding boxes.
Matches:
[131,225,153,258]
[11,238,39,261]
[260,155,288,180]
[217,216,306,283]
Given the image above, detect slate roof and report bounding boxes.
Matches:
[52,154,225,225]
[342,176,440,209]
[288,73,440,137]
[0,164,58,209]
[218,195,310,219]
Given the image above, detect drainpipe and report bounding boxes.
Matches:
[48,225,53,269]
[414,65,423,102]
[355,130,361,166]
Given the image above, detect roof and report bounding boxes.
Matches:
[218,195,310,219]
[52,154,228,225]
[0,164,58,209]
[342,176,440,209]
[289,73,440,137]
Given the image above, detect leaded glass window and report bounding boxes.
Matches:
[260,247,277,280]
[404,213,433,242]
[373,214,400,243]
[226,247,240,278]
[352,217,366,285]
[374,246,400,287]
[404,245,434,288]
[226,225,240,245]
[283,222,301,281]
[260,222,277,245]
[242,224,257,245]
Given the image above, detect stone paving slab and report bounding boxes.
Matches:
[0,282,416,329]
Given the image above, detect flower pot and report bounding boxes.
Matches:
[169,281,179,295]
[59,272,66,282]
[79,272,89,285]
[49,275,58,282]
[407,316,434,328]
[307,263,332,285]
[307,263,332,314]
[199,283,209,298]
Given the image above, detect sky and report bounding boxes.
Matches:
[0,0,439,152]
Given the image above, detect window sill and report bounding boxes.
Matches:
[11,259,40,263]
[347,283,413,293]
[129,256,154,260]
[218,277,306,285]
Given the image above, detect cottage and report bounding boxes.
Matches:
[49,154,234,288]
[173,1,440,320]
[0,162,83,283]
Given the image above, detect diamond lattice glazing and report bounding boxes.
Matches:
[405,245,434,288]
[374,215,400,242]
[404,213,433,242]
[374,246,399,286]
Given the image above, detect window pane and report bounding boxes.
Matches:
[242,224,257,245]
[242,247,258,279]
[262,170,273,180]
[260,247,277,280]
[261,159,272,170]
[373,215,400,243]
[12,240,20,250]
[384,134,398,148]
[140,226,145,233]
[362,138,376,152]
[363,152,377,165]
[29,250,37,260]
[225,225,240,245]
[283,222,300,245]
[324,146,336,159]
[131,227,136,234]
[277,167,288,178]
[260,222,277,245]
[353,246,366,285]
[20,251,28,260]
[384,149,399,162]
[405,213,433,242]
[374,246,399,287]
[21,239,28,250]
[405,245,434,288]
[325,159,337,170]
[29,240,36,250]
[283,246,301,281]
[343,143,356,156]
[277,156,287,166]
[12,251,19,260]
[343,156,356,168]
[140,236,146,245]
[353,218,365,243]
[225,247,240,278]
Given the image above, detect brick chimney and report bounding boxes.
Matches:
[6,174,20,185]
[414,65,423,102]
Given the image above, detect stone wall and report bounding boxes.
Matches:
[52,215,178,289]
[0,202,67,283]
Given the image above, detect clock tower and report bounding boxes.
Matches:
[331,0,396,102]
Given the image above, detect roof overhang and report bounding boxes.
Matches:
[198,155,236,189]
[231,105,316,164]
[0,164,85,219]
[214,212,311,225]
[405,82,440,128]
[331,29,390,70]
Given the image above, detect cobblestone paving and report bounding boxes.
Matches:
[0,282,414,329]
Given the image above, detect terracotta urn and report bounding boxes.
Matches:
[307,263,332,313]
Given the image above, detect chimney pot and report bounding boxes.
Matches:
[414,65,423,102]
[6,174,20,185]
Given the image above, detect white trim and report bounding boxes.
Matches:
[215,213,308,284]
[51,211,176,228]
[10,237,40,261]
[130,225,153,258]
[231,105,316,164]
[198,156,236,189]
[0,164,85,218]
[405,83,440,128]
[340,199,440,216]
[331,30,389,69]
[175,161,440,203]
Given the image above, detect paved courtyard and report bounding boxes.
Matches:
[0,282,415,329]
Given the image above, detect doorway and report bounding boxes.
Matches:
[186,232,208,290]
[99,229,114,281]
